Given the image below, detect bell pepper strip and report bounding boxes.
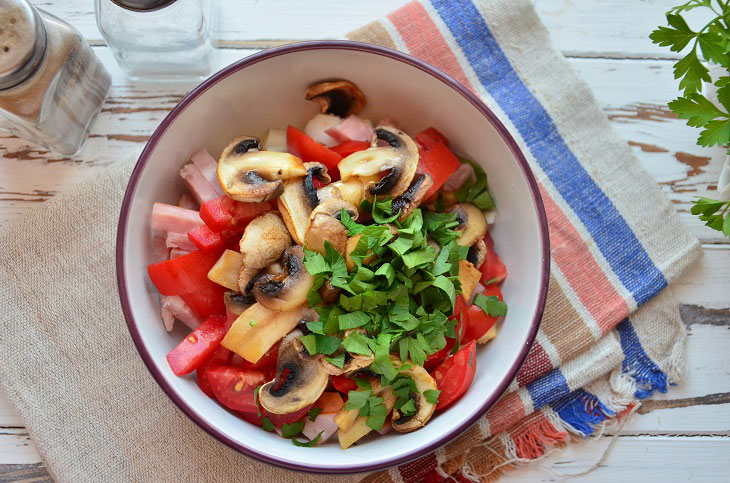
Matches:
[286,125,342,180]
[330,140,370,158]
[187,224,224,253]
[464,284,503,342]
[179,282,226,318]
[147,249,224,296]
[196,346,232,398]
[480,233,507,284]
[416,141,461,200]
[207,366,268,413]
[431,340,477,410]
[229,200,272,230]
[166,315,227,376]
[314,392,345,414]
[331,375,358,395]
[200,195,235,232]
[415,127,448,151]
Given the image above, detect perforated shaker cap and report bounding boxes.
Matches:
[0,0,47,90]
[109,0,178,11]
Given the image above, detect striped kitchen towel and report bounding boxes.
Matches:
[348,0,702,480]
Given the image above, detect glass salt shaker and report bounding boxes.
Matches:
[0,0,111,155]
[96,0,216,82]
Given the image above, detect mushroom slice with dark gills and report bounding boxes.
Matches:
[253,246,314,312]
[390,358,438,433]
[224,290,251,316]
[304,199,359,255]
[467,239,487,268]
[237,212,292,293]
[305,80,366,117]
[448,203,488,247]
[277,162,330,245]
[391,173,433,221]
[337,126,419,199]
[217,135,307,202]
[259,329,329,415]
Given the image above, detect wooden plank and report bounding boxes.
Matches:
[673,247,730,308]
[35,0,710,60]
[0,430,41,465]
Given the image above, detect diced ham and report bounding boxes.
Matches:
[178,192,199,210]
[325,115,375,143]
[302,413,339,445]
[166,231,197,251]
[180,163,220,204]
[152,236,170,264]
[442,163,475,192]
[191,149,224,196]
[169,248,191,259]
[151,202,204,234]
[376,118,400,129]
[160,295,201,331]
[304,113,341,146]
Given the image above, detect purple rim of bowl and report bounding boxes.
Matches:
[116,40,550,475]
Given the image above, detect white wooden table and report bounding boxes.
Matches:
[1,1,728,481]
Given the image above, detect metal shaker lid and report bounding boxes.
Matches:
[110,0,178,11]
[0,0,46,90]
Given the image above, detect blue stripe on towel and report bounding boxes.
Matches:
[526,368,571,409]
[616,319,669,398]
[551,389,616,436]
[429,0,667,305]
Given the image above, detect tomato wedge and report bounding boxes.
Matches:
[415,127,448,151]
[265,404,313,426]
[208,366,268,413]
[235,341,280,371]
[416,141,461,200]
[330,140,370,158]
[179,282,226,318]
[464,285,503,342]
[425,295,469,370]
[480,233,507,284]
[166,315,227,376]
[196,346,232,398]
[147,249,223,296]
[314,391,345,414]
[286,125,342,180]
[431,340,477,410]
[331,375,357,395]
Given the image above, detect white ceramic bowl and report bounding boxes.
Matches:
[117,41,549,474]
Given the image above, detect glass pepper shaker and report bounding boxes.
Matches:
[95,0,216,82]
[0,0,111,155]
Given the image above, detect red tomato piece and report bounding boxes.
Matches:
[480,233,507,284]
[196,346,232,398]
[425,295,470,370]
[331,375,357,395]
[264,404,313,427]
[229,201,273,230]
[147,249,223,296]
[431,340,477,410]
[464,284,503,342]
[179,282,226,318]
[208,366,268,413]
[236,341,280,371]
[330,140,370,158]
[416,142,461,200]
[200,195,234,232]
[286,125,342,180]
[415,127,448,151]
[187,224,224,252]
[166,316,227,376]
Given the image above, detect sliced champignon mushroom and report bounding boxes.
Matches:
[223,290,251,316]
[305,80,366,117]
[467,239,487,268]
[277,162,330,245]
[320,351,374,376]
[237,265,261,296]
[259,329,329,415]
[390,359,438,433]
[239,212,292,270]
[253,245,314,311]
[319,280,340,305]
[448,203,488,247]
[217,135,307,202]
[316,176,378,207]
[305,199,359,255]
[391,173,433,221]
[337,126,419,199]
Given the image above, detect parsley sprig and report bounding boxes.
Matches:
[650,0,730,237]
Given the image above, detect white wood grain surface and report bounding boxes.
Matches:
[0,0,728,481]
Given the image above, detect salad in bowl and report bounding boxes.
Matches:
[146,79,508,449]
